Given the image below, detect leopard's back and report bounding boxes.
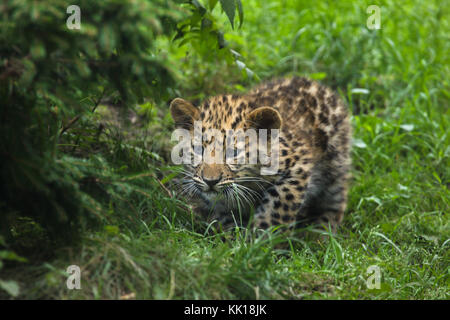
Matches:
[245,77,352,230]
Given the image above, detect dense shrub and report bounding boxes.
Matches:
[0,0,241,245]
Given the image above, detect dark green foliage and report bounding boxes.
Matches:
[0,0,170,244]
[0,0,235,246]
[218,0,244,29]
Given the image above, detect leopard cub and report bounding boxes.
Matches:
[170,77,351,233]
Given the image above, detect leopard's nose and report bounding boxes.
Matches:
[203,177,221,189]
[202,171,223,190]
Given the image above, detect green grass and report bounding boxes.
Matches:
[1,0,449,299]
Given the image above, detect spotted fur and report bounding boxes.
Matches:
[170,77,351,233]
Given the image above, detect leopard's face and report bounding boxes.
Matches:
[170,98,282,209]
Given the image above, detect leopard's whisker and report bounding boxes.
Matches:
[236,183,260,201]
[179,181,198,198]
[235,176,274,186]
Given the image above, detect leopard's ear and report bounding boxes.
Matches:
[245,107,282,130]
[170,98,200,129]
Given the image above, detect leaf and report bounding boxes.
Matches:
[373,232,403,254]
[293,27,307,46]
[236,60,245,70]
[400,124,414,132]
[191,0,207,16]
[0,250,27,263]
[229,49,242,58]
[236,0,244,28]
[353,138,367,149]
[104,225,119,235]
[365,196,382,206]
[208,0,219,10]
[351,88,370,94]
[309,72,327,80]
[220,0,236,29]
[244,67,254,79]
[161,171,180,184]
[0,280,20,297]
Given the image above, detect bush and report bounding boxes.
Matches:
[0,0,241,245]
